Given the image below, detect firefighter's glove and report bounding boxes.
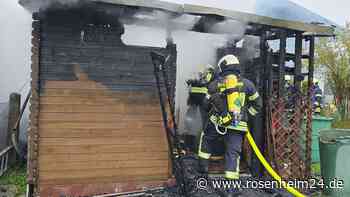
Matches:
[186,79,206,88]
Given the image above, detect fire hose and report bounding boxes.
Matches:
[245,130,305,197]
[211,113,306,196]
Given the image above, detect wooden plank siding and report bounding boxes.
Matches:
[32,10,177,196]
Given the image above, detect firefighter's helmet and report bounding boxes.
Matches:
[313,79,320,85]
[217,54,240,73]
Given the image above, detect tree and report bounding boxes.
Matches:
[315,28,350,120]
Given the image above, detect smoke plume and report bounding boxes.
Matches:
[121,10,201,34]
[16,1,254,133]
[19,0,81,12]
[1,1,31,149]
[122,11,238,132]
[209,18,247,41]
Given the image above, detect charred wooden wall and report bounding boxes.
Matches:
[30,9,176,197]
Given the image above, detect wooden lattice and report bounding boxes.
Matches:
[269,93,311,179]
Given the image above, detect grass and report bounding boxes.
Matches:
[332,119,350,129]
[311,163,321,175]
[0,162,26,196]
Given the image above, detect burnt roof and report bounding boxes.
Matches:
[19,0,335,35]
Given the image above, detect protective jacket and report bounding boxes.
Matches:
[197,54,262,180]
[207,71,262,132]
[312,85,323,113]
[187,67,216,104]
[198,70,262,180]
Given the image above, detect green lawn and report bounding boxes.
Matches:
[0,162,26,196]
[311,163,321,175]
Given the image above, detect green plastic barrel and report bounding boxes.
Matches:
[319,129,350,196]
[312,116,333,162]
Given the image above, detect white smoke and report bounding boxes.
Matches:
[172,31,228,132]
[15,1,251,133]
[121,10,201,36]
[122,12,236,132]
[209,18,247,41]
[242,35,260,59]
[0,1,31,147]
[171,14,202,31]
[123,29,228,133]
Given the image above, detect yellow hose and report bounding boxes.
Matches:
[245,130,305,197]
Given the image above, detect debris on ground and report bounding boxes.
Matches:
[151,154,297,197]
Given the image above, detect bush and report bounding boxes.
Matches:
[0,162,26,196]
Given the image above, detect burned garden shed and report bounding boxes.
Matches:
[19,0,335,196]
[25,2,178,196]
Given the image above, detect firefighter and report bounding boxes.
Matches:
[186,65,216,126]
[184,66,217,153]
[187,65,215,106]
[312,81,323,114]
[198,55,262,183]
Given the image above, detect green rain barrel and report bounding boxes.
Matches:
[312,116,333,162]
[319,129,350,196]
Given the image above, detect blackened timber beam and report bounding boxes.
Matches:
[265,30,295,40]
[7,93,21,148]
[306,35,315,177]
[260,32,268,91]
[270,53,309,63]
[308,36,315,91]
[294,32,303,89]
[249,30,268,177]
[303,33,336,38]
[278,30,287,97]
[266,49,274,97]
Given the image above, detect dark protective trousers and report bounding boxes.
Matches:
[198,121,243,179]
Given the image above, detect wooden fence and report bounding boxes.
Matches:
[0,102,8,151]
[0,93,21,176]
